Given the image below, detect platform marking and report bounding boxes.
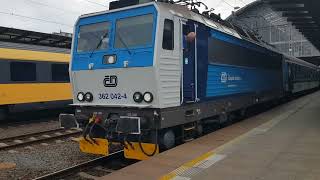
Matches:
[160,97,311,180]
[178,167,203,177]
[160,152,225,180]
[195,154,226,169]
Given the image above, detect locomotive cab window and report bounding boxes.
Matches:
[115,14,154,49]
[162,19,174,50]
[10,62,36,82]
[77,22,111,53]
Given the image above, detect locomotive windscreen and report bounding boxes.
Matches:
[114,14,154,49]
[77,22,111,53]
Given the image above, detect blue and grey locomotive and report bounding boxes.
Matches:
[64,0,320,160]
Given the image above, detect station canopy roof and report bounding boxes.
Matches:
[0,26,72,49]
[265,0,320,51]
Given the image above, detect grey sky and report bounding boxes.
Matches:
[0,0,255,34]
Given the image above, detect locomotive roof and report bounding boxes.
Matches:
[79,2,280,51]
[78,2,319,70]
[156,2,241,38]
[154,2,288,54]
[79,2,241,38]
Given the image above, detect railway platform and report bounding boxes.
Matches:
[100,91,320,180]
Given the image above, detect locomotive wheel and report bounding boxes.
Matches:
[219,113,230,127]
[160,129,175,150]
[240,108,247,118]
[196,123,203,137]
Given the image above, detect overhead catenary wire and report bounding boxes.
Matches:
[237,0,246,6]
[220,0,252,10]
[221,0,236,9]
[82,0,108,8]
[24,0,82,15]
[24,0,108,14]
[209,0,224,9]
[0,11,73,28]
[0,0,108,33]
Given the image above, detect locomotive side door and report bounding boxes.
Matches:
[182,21,198,103]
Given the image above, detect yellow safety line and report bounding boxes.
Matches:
[160,151,215,180]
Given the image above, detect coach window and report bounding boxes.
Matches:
[10,62,36,82]
[52,64,69,82]
[162,19,174,50]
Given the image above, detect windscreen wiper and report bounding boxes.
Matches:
[117,30,132,55]
[89,32,109,58]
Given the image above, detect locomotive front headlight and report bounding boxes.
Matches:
[84,92,93,102]
[77,92,85,102]
[133,92,143,103]
[103,55,117,64]
[143,92,153,103]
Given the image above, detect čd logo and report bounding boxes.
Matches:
[104,75,118,87]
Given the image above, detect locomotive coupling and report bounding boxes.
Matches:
[76,112,160,160]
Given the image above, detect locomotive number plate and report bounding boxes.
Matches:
[98,93,127,100]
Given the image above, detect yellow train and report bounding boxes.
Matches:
[0,27,72,120]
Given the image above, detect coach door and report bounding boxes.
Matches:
[182,21,198,103]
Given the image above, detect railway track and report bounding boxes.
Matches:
[33,150,132,180]
[0,128,82,151]
[0,118,55,128]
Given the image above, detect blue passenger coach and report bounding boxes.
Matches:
[65,0,320,160]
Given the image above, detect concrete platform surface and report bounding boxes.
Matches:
[187,91,320,180]
[100,91,320,180]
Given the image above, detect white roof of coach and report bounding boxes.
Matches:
[284,54,319,69]
[79,2,156,18]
